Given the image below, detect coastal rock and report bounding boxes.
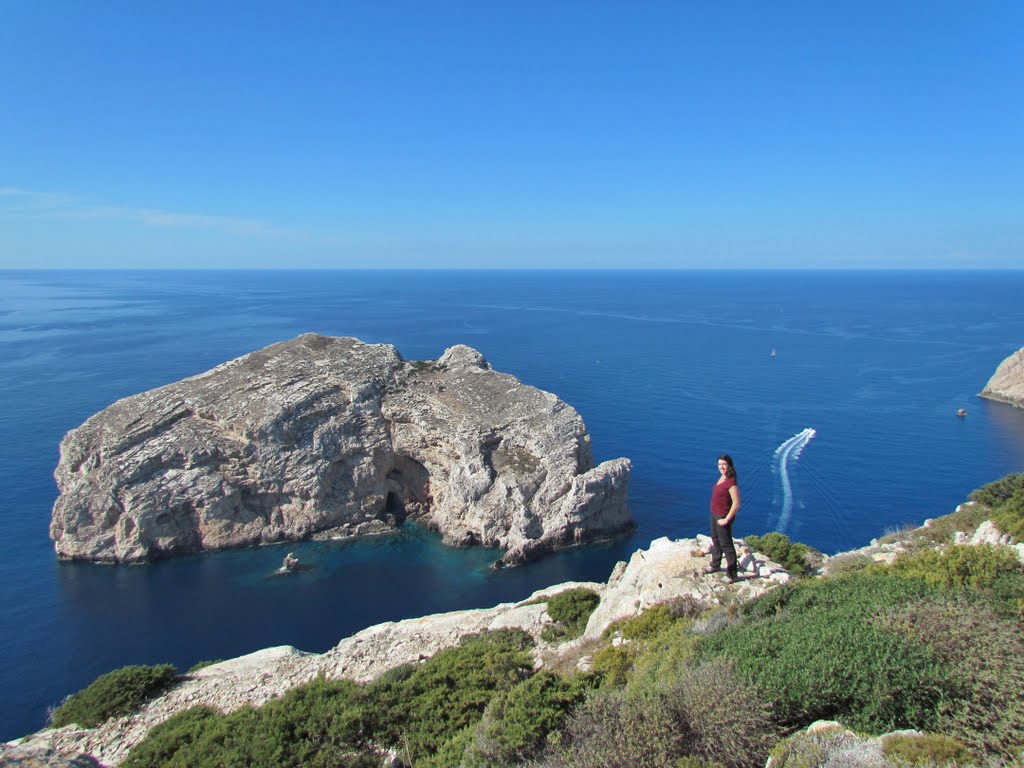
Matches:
[49,335,632,565]
[4,537,789,766]
[584,536,787,639]
[980,346,1024,409]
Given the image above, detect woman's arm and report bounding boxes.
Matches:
[718,485,741,526]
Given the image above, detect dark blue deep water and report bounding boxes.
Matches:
[2,269,1024,740]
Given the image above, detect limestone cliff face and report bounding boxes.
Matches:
[980,346,1024,409]
[50,335,632,565]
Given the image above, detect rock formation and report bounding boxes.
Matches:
[49,335,632,566]
[980,346,1024,409]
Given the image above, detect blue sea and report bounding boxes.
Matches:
[2,269,1024,741]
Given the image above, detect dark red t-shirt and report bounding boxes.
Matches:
[711,476,737,517]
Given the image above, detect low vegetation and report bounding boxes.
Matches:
[72,475,1024,766]
[50,664,178,728]
[537,588,600,644]
[744,532,819,576]
[971,471,1024,541]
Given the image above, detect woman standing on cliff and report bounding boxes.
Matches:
[704,454,740,583]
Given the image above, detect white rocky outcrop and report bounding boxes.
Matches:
[980,346,1024,409]
[584,535,788,640]
[49,335,632,567]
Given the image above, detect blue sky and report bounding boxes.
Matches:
[1,2,1021,269]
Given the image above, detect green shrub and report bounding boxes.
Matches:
[591,645,634,688]
[881,732,971,766]
[604,603,681,641]
[51,664,178,728]
[886,544,1021,591]
[699,573,948,732]
[825,552,873,577]
[374,628,535,768]
[768,724,862,768]
[970,472,1024,508]
[462,671,591,767]
[533,687,686,768]
[126,631,534,768]
[186,659,224,673]
[989,571,1024,621]
[535,660,780,768]
[971,472,1024,541]
[627,622,700,692]
[744,532,818,576]
[656,658,782,768]
[903,504,991,548]
[993,493,1024,542]
[120,706,226,768]
[885,595,1024,759]
[122,679,378,768]
[674,758,725,768]
[540,588,600,644]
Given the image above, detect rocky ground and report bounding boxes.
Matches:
[8,511,1021,768]
[4,533,789,767]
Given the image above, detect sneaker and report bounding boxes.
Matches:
[702,566,721,575]
[725,573,739,584]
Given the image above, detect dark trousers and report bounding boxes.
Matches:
[709,513,737,576]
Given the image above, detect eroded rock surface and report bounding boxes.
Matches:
[50,335,632,565]
[981,346,1024,409]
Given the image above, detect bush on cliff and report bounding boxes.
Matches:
[534,659,779,768]
[744,532,817,576]
[540,588,600,643]
[884,594,1024,759]
[122,679,379,768]
[971,471,1024,541]
[122,629,535,768]
[50,663,178,728]
[883,543,1021,592]
[461,671,592,767]
[369,628,535,767]
[698,573,948,732]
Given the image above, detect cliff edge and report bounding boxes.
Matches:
[50,335,632,566]
[980,346,1024,409]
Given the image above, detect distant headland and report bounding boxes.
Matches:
[50,334,632,566]
[980,346,1024,409]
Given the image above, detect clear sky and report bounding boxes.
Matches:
[1,2,1021,269]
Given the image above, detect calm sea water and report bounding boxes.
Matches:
[2,269,1023,740]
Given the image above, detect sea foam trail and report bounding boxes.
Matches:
[771,428,816,533]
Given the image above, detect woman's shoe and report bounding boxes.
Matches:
[702,566,721,574]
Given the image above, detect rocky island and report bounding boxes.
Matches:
[50,335,632,566]
[980,345,1024,409]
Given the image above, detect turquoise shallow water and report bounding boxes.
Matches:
[2,268,1024,740]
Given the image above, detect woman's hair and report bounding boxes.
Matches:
[718,454,737,479]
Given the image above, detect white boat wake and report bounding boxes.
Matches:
[770,427,816,533]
